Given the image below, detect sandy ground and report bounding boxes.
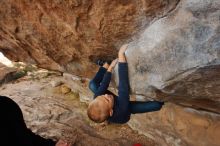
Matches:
[0,70,155,146]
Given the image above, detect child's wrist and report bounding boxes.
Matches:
[103,63,109,69]
[118,53,125,58]
[118,52,125,55]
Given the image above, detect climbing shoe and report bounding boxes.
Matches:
[96,59,113,66]
[96,59,105,66]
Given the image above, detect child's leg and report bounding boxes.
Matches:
[89,63,108,93]
[129,101,164,114]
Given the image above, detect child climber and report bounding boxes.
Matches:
[87,44,164,124]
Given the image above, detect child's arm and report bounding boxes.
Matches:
[94,71,112,97]
[117,44,130,112]
[91,63,109,85]
[117,63,130,110]
[94,59,118,97]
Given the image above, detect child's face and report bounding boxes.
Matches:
[95,94,114,111]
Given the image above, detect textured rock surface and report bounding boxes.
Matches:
[0,63,16,84]
[125,0,220,111]
[0,0,179,77]
[129,103,220,146]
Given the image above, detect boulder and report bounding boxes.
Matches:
[125,0,220,112]
[129,103,220,146]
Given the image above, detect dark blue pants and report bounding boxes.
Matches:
[89,67,164,114]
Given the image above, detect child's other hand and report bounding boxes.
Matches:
[119,44,129,55]
[109,59,118,68]
[107,59,118,72]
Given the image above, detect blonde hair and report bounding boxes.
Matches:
[87,98,110,123]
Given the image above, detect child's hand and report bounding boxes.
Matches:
[107,59,118,72]
[119,44,129,55]
[109,59,118,68]
[118,44,129,62]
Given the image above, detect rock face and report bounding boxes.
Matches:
[127,0,220,103]
[0,0,179,77]
[1,0,220,146]
[129,103,220,146]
